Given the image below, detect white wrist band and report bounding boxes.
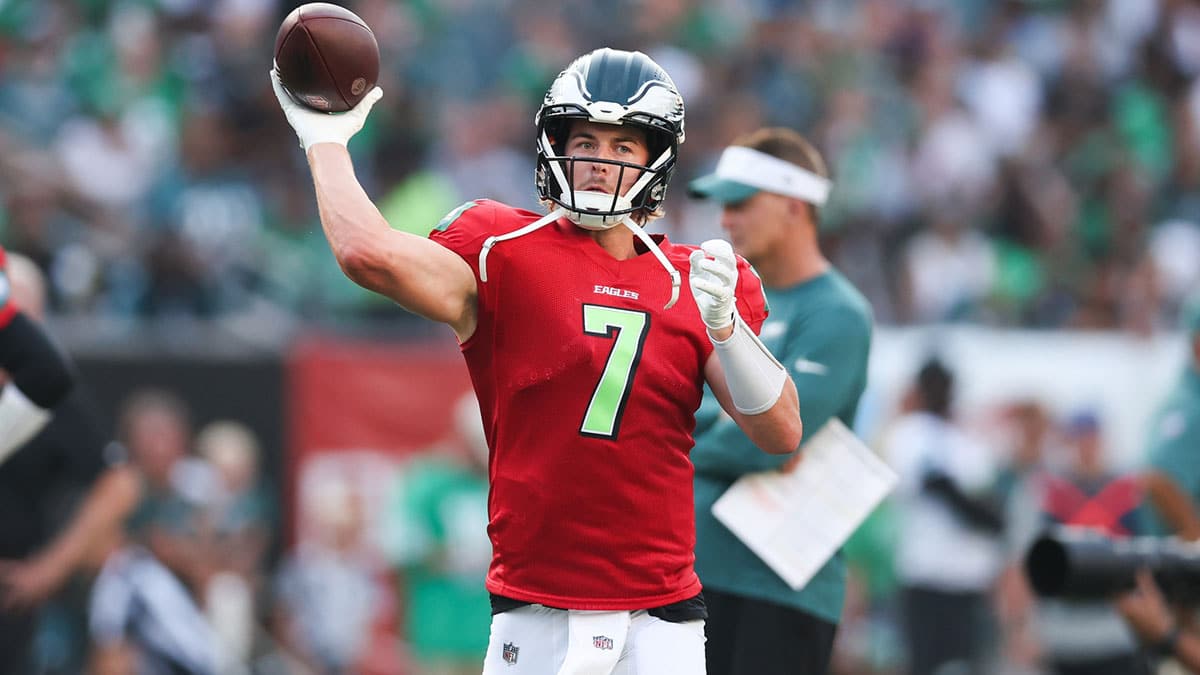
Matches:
[0,383,51,466]
[711,314,787,415]
[302,136,345,152]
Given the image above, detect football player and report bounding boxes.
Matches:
[0,247,74,466]
[272,48,802,674]
[0,251,137,675]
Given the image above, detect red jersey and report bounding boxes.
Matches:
[429,200,767,610]
[0,246,15,328]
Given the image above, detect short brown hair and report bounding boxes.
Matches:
[732,127,828,223]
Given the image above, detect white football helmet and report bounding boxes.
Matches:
[535,48,685,230]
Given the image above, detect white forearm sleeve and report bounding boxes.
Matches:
[711,314,788,415]
[0,383,51,465]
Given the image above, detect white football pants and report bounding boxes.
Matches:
[481,604,705,675]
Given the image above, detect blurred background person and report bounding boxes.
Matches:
[687,127,874,675]
[381,392,491,675]
[1010,410,1149,675]
[0,246,75,465]
[990,399,1055,674]
[0,252,137,675]
[88,543,220,675]
[273,473,390,675]
[830,513,904,675]
[194,419,275,672]
[88,388,221,675]
[89,391,305,674]
[1139,294,1200,540]
[994,400,1054,509]
[118,388,216,601]
[885,358,1005,675]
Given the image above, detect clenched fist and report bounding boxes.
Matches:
[688,239,737,332]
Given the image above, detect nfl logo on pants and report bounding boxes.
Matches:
[593,635,614,650]
[503,642,519,665]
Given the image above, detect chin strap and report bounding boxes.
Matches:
[479,208,567,282]
[620,216,680,309]
[477,208,681,310]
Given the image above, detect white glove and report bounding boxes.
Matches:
[269,68,383,151]
[689,239,737,331]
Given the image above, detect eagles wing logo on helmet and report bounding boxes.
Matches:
[535,48,685,230]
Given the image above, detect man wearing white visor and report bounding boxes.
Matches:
[689,128,874,675]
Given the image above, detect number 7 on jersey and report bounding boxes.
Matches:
[580,305,651,439]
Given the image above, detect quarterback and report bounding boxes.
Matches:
[272,48,802,674]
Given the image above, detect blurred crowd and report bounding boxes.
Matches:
[0,0,1197,331]
[24,384,492,675]
[7,0,1200,673]
[28,352,1190,675]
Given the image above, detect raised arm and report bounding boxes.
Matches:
[307,145,478,338]
[271,72,478,340]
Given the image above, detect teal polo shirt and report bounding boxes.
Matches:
[1143,366,1200,534]
[691,269,873,623]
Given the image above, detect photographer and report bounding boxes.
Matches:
[887,358,1005,675]
[1014,412,1149,675]
[1025,528,1200,674]
[1115,569,1200,673]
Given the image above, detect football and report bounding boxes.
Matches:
[273,3,380,113]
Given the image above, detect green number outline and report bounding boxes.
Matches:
[579,304,651,439]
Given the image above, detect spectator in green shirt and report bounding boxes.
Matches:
[382,393,491,675]
[688,127,874,675]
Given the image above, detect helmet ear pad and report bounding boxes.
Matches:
[538,117,571,202]
[544,118,571,155]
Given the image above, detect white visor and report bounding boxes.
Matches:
[705,146,831,205]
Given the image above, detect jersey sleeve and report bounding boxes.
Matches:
[427,200,501,276]
[427,199,509,329]
[733,258,768,334]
